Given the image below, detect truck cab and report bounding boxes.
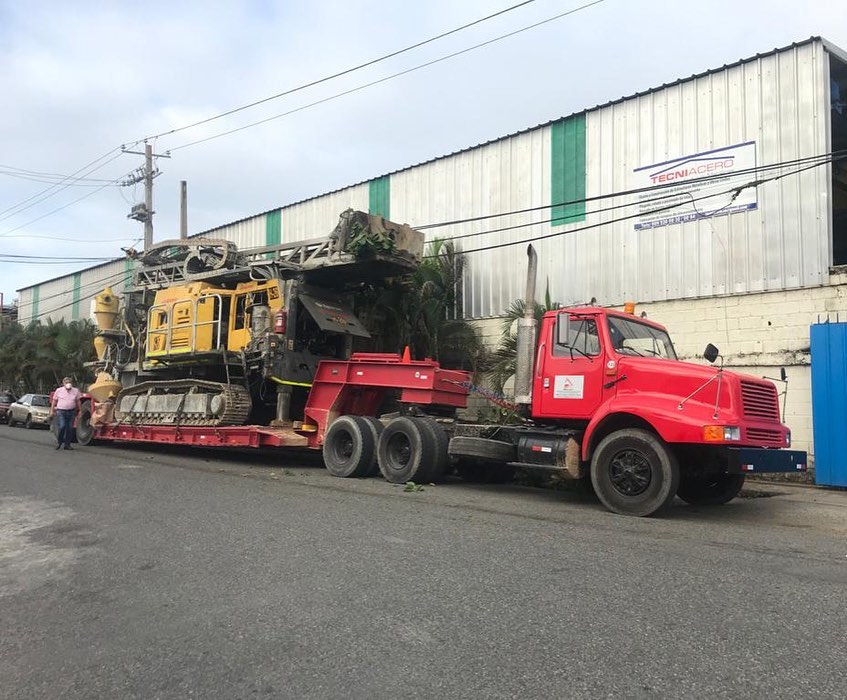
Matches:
[526,306,805,514]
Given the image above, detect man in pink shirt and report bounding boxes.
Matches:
[51,376,82,450]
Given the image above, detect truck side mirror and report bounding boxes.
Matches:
[556,314,570,346]
[703,343,720,364]
[780,367,787,382]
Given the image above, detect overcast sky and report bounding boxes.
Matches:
[1,0,846,306]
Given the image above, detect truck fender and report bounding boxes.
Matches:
[582,399,666,462]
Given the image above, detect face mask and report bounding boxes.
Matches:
[64,383,72,390]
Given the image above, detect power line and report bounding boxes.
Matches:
[134,0,545,145]
[412,150,847,231]
[428,156,839,259]
[15,268,131,313]
[168,0,606,152]
[0,165,125,238]
[0,149,122,222]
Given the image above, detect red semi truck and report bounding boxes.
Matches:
[79,234,805,517]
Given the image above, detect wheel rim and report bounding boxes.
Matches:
[609,449,652,496]
[385,432,412,472]
[330,430,355,465]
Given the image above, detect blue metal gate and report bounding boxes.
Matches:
[810,322,847,487]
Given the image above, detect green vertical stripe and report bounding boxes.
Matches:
[124,258,134,292]
[265,209,282,247]
[368,176,390,219]
[551,114,586,226]
[71,273,82,320]
[31,286,40,322]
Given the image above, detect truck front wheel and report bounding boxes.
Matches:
[590,429,679,517]
[677,474,745,506]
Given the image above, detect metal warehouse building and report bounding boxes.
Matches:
[15,36,847,466]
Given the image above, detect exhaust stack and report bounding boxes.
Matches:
[513,244,538,406]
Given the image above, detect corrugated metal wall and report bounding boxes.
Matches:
[15,40,834,323]
[391,40,830,318]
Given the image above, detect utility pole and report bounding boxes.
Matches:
[180,180,188,239]
[121,143,171,251]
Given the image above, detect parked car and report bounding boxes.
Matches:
[7,394,52,429]
[0,391,17,424]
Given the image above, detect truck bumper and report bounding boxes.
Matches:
[726,448,807,474]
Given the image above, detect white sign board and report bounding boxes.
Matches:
[632,141,758,230]
[553,375,584,400]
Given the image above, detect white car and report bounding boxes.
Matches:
[7,394,52,429]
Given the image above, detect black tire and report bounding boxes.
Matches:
[323,415,375,478]
[414,416,450,481]
[455,459,516,484]
[590,429,679,517]
[76,400,95,446]
[376,416,436,484]
[448,436,515,463]
[357,416,384,476]
[24,414,33,429]
[7,412,15,427]
[677,474,745,506]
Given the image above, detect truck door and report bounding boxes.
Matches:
[535,313,607,420]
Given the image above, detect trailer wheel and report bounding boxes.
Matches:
[376,416,436,483]
[75,400,95,446]
[356,416,383,477]
[590,429,679,517]
[677,474,745,506]
[323,415,374,478]
[414,417,450,481]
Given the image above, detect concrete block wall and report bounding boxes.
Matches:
[465,274,847,465]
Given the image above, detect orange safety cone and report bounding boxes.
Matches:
[401,346,412,363]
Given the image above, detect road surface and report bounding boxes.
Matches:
[1,426,845,699]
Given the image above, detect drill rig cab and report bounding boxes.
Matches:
[90,210,423,428]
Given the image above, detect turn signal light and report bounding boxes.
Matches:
[703,425,741,442]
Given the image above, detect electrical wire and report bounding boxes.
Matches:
[168,0,606,152]
[0,149,123,221]
[412,150,846,230]
[131,0,547,145]
[425,156,840,258]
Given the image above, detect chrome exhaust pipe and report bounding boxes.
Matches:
[514,244,538,405]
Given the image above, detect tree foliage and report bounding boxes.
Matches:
[355,239,487,375]
[0,319,96,393]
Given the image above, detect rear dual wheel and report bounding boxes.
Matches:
[323,415,378,478]
[375,416,449,484]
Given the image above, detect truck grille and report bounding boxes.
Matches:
[745,427,784,446]
[740,381,780,422]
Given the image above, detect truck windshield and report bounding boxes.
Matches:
[607,316,677,360]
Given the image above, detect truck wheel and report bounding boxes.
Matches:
[357,416,384,476]
[376,416,436,484]
[448,435,515,463]
[590,429,679,517]
[24,414,33,429]
[414,416,450,481]
[455,459,516,484]
[677,474,745,506]
[323,415,374,478]
[76,401,95,446]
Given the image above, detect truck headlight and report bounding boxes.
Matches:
[703,425,741,441]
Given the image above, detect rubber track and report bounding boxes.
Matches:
[115,380,252,427]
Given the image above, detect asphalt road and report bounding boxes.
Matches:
[1,426,846,700]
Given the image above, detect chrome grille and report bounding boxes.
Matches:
[745,427,784,446]
[740,381,780,422]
